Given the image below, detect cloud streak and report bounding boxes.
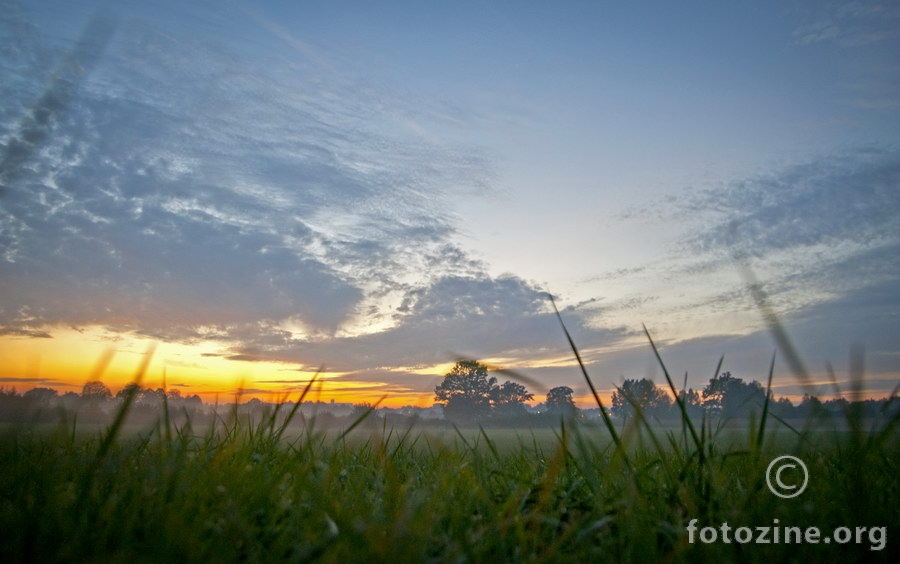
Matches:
[682,148,900,257]
[594,147,900,388]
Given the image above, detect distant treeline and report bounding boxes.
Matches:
[605,371,900,424]
[2,368,898,429]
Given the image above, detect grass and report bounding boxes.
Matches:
[1,408,896,562]
[1,307,898,561]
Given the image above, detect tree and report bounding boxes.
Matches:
[702,372,765,418]
[23,387,58,404]
[771,397,796,419]
[349,402,379,427]
[434,360,535,420]
[545,386,577,416]
[60,391,80,410]
[491,381,533,415]
[797,393,823,418]
[611,378,671,420]
[435,360,497,419]
[672,387,704,419]
[81,381,112,402]
[116,383,142,400]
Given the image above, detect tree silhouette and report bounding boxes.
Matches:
[81,381,112,402]
[435,360,496,419]
[611,378,671,419]
[116,383,141,400]
[676,387,704,419]
[545,386,577,416]
[434,360,534,420]
[491,381,533,415]
[701,372,766,418]
[23,387,58,404]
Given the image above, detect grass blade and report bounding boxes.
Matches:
[548,294,626,462]
[754,350,777,452]
[335,395,386,443]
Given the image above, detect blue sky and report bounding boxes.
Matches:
[1,0,899,404]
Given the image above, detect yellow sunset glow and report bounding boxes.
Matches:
[1,326,621,409]
[0,326,426,405]
[5,326,884,410]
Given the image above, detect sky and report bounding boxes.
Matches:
[1,0,899,407]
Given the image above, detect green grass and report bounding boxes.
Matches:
[1,303,898,562]
[0,393,897,562]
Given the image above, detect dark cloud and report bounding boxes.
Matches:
[219,272,631,378]
[624,273,900,397]
[0,327,51,338]
[255,379,318,385]
[0,376,69,387]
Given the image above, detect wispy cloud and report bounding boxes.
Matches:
[0,3,625,385]
[0,327,51,338]
[678,147,900,274]
[599,147,900,384]
[0,9,491,343]
[791,1,900,109]
[0,376,69,387]
[792,1,900,47]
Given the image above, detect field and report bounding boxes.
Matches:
[2,314,898,563]
[1,395,897,563]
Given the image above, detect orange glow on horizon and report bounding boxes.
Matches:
[3,326,894,410]
[0,326,435,408]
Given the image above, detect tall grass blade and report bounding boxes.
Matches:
[643,325,703,454]
[547,294,626,460]
[335,395,386,443]
[73,344,156,537]
[713,354,724,380]
[161,367,172,443]
[739,263,812,388]
[87,347,115,383]
[754,350,776,452]
[274,368,321,443]
[95,344,156,462]
[478,425,501,462]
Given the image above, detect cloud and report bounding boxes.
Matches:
[669,148,900,324]
[792,1,900,47]
[790,2,900,109]
[0,4,629,389]
[614,323,900,401]
[218,271,631,375]
[595,148,900,361]
[0,7,494,344]
[680,148,900,257]
[0,376,70,387]
[0,327,52,338]
[595,148,900,396]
